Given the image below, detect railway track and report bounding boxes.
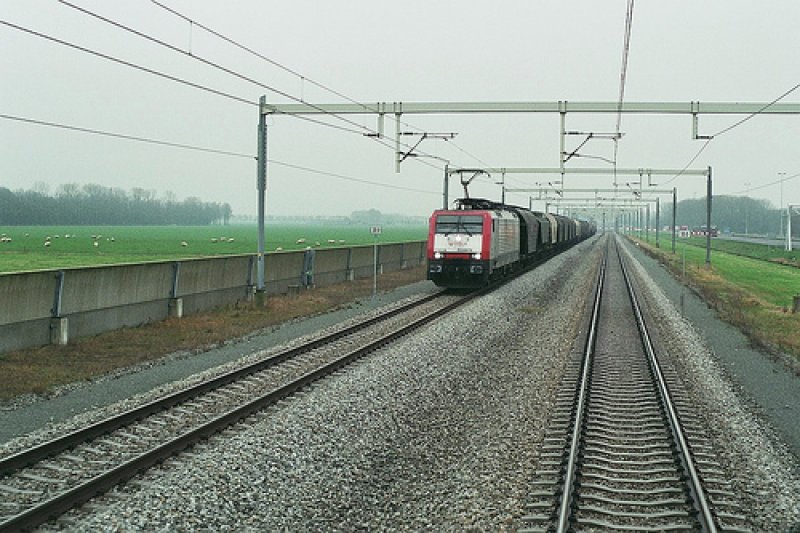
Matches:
[521,236,749,532]
[0,289,480,531]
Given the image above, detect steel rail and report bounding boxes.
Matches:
[2,236,590,531]
[0,291,445,478]
[555,244,607,532]
[618,244,718,533]
[1,288,485,532]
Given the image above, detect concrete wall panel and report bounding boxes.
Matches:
[182,286,250,315]
[349,246,375,270]
[0,271,56,325]
[264,252,303,285]
[314,248,350,275]
[401,242,425,267]
[60,263,173,314]
[0,319,51,352]
[69,300,169,339]
[1,241,425,353]
[178,256,251,295]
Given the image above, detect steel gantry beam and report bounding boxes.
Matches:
[262,99,787,266]
[505,187,675,195]
[460,165,689,253]
[262,101,800,116]
[478,167,707,176]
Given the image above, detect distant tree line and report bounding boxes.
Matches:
[662,195,798,237]
[348,209,427,225]
[0,183,232,226]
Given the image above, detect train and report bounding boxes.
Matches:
[426,198,595,288]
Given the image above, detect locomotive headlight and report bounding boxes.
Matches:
[472,252,481,260]
[434,252,442,259]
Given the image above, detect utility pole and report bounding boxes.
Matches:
[443,163,449,210]
[779,172,786,238]
[705,166,712,267]
[256,95,267,303]
[672,187,677,254]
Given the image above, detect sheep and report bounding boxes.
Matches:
[181,241,188,247]
[211,238,218,243]
[227,238,235,243]
[327,239,336,244]
[296,238,306,244]
[275,246,283,251]
[93,241,99,248]
[44,241,51,247]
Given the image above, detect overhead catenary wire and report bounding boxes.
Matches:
[269,161,440,195]
[0,112,440,196]
[730,171,800,196]
[0,113,254,159]
[0,19,254,106]
[56,0,452,169]
[0,14,446,173]
[149,0,376,115]
[661,138,712,185]
[149,0,485,170]
[54,1,376,135]
[710,82,800,138]
[612,0,635,183]
[663,82,800,185]
[0,18,358,136]
[615,0,635,139]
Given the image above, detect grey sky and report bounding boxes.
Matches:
[2,1,798,218]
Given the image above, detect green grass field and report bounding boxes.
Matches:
[0,224,427,273]
[683,236,800,266]
[634,236,800,359]
[670,240,800,308]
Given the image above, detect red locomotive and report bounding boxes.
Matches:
[426,198,594,288]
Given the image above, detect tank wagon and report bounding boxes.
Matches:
[426,198,595,288]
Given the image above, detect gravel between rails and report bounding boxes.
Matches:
[0,281,439,447]
[19,233,798,531]
[37,237,604,532]
[618,238,800,532]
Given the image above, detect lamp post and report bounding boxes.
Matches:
[495,172,506,205]
[779,172,786,238]
[743,182,750,235]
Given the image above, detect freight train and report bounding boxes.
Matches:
[426,198,595,288]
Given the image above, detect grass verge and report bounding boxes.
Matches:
[631,238,800,364]
[0,266,427,402]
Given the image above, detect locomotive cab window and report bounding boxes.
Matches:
[435,215,483,235]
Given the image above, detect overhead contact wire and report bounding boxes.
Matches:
[666,83,800,185]
[0,113,254,159]
[0,113,439,195]
[147,0,467,169]
[54,1,371,136]
[0,19,253,106]
[613,0,635,184]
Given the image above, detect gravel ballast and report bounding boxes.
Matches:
[5,233,798,531]
[0,281,439,444]
[38,237,604,531]
[619,238,800,531]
